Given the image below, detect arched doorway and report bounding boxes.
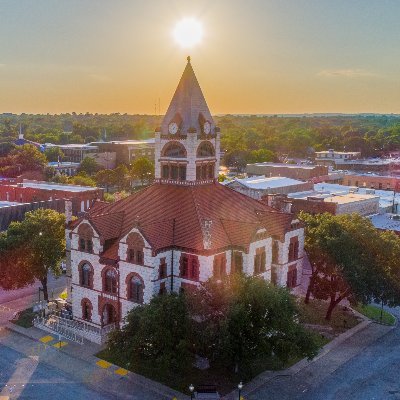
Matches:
[102,303,117,326]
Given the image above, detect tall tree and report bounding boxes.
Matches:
[0,209,66,300]
[11,144,47,172]
[130,157,154,186]
[95,169,116,192]
[78,156,100,176]
[186,275,319,373]
[300,212,400,320]
[44,147,64,162]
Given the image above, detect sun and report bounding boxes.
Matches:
[173,18,203,48]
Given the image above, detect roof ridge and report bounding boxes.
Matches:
[190,186,205,240]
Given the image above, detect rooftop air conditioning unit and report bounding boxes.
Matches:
[392,215,400,221]
[366,189,375,194]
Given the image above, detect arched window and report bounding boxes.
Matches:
[129,276,144,303]
[126,232,145,265]
[104,269,117,294]
[197,141,215,157]
[161,142,187,158]
[102,303,117,326]
[77,223,94,254]
[80,263,92,287]
[81,298,92,321]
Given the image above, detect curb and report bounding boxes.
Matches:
[5,322,188,400]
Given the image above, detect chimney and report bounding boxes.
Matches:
[65,199,73,224]
[202,219,212,250]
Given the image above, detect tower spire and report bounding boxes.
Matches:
[155,59,220,184]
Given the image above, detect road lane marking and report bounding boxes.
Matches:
[39,335,54,343]
[53,341,68,349]
[96,360,111,369]
[115,368,128,376]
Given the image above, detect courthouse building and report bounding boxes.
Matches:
[66,59,305,343]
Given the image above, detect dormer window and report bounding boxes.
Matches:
[126,232,145,265]
[77,223,94,254]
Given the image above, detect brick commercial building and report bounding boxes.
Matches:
[65,59,305,343]
[246,162,328,181]
[343,173,400,191]
[0,199,65,231]
[0,179,104,215]
[265,191,380,217]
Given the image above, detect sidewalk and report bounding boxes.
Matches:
[4,322,188,400]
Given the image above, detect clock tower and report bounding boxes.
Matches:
[154,57,220,184]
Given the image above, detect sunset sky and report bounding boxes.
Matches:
[1,0,400,114]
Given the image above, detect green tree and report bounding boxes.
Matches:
[44,147,64,162]
[187,275,319,374]
[0,209,66,300]
[95,169,116,192]
[78,157,100,176]
[300,212,400,320]
[130,157,154,186]
[11,144,47,172]
[114,164,129,190]
[70,172,96,187]
[107,294,192,374]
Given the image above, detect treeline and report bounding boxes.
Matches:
[2,114,400,168]
[218,114,400,169]
[0,113,162,145]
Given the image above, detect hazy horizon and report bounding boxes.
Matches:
[1,0,400,114]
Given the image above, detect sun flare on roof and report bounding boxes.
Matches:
[173,18,203,48]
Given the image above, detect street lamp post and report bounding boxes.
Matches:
[189,383,194,400]
[238,381,243,400]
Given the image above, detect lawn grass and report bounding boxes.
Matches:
[11,307,36,328]
[297,298,361,336]
[354,304,396,326]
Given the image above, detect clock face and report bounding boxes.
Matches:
[203,121,211,134]
[169,122,179,134]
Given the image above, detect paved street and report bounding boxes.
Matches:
[0,341,113,400]
[246,306,400,400]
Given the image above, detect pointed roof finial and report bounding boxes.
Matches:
[187,55,191,63]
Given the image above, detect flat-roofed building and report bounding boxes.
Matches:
[92,139,155,166]
[369,213,400,236]
[225,176,313,200]
[246,162,328,180]
[315,149,361,166]
[0,199,65,231]
[48,162,80,176]
[0,179,103,215]
[286,188,380,216]
[334,158,393,172]
[343,173,400,191]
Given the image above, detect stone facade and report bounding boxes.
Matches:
[68,220,304,328]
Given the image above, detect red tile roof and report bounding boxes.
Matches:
[73,182,295,259]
